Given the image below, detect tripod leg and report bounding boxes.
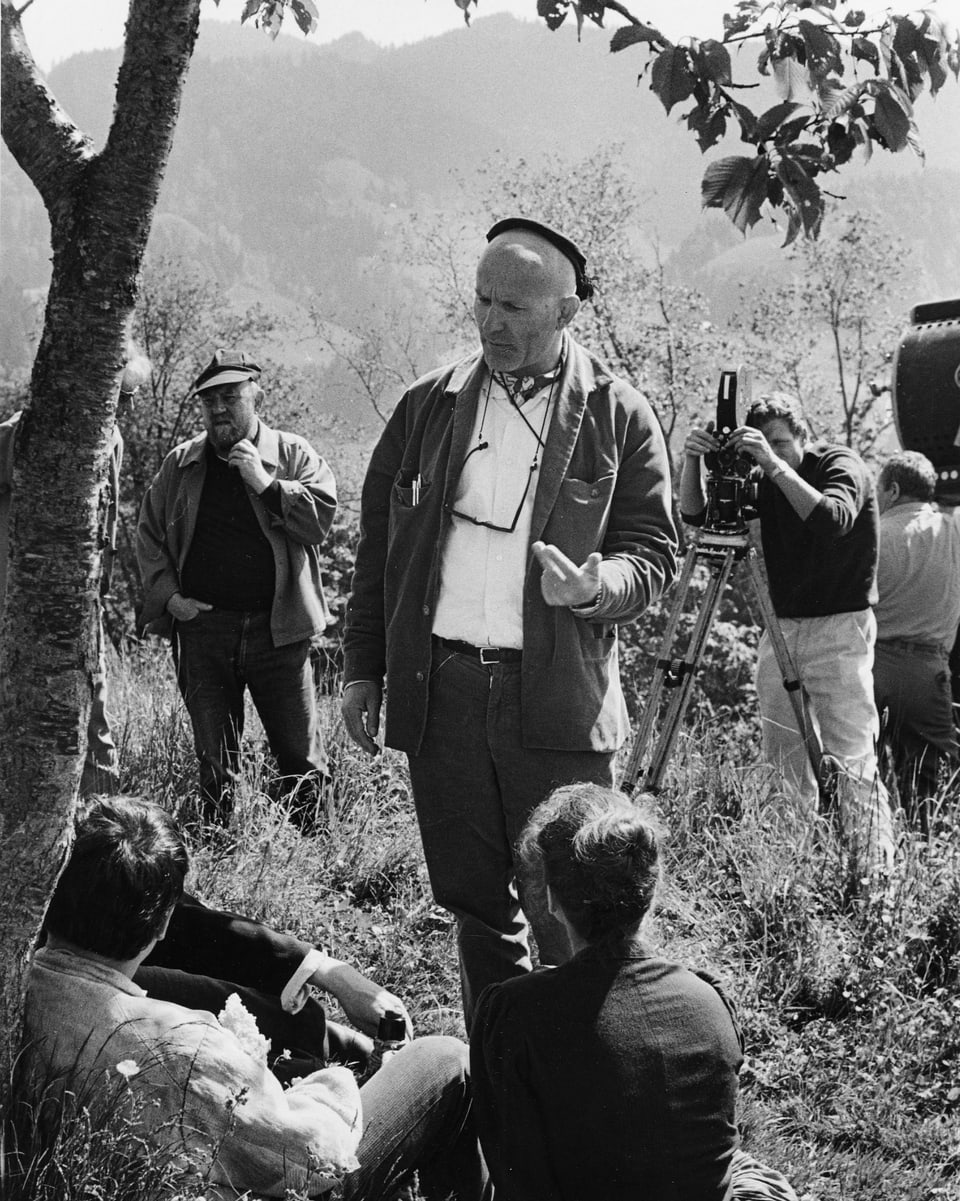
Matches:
[622,547,700,791]
[744,548,826,791]
[622,542,737,794]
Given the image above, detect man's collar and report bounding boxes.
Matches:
[445,332,611,399]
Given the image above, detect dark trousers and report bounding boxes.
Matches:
[875,640,959,827]
[173,609,327,824]
[407,646,614,1029]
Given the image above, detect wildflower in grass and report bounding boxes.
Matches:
[116,1059,141,1080]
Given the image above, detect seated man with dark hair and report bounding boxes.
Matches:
[24,796,490,1200]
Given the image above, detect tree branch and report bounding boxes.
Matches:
[95,0,202,250]
[1,0,92,221]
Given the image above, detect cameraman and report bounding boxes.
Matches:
[679,393,893,878]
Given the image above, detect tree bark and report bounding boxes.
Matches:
[0,0,201,1090]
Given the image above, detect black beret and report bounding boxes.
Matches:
[485,217,595,302]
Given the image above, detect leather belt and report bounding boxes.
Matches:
[435,636,522,665]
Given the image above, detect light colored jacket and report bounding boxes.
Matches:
[344,334,678,753]
[25,947,362,1198]
[136,421,336,644]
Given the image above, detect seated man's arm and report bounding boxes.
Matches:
[148,895,411,1036]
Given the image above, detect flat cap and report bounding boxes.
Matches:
[486,216,594,302]
[193,349,262,394]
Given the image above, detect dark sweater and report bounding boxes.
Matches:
[470,936,743,1200]
[180,443,277,611]
[754,444,878,617]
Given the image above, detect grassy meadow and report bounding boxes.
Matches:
[9,638,960,1199]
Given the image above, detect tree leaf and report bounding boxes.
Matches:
[610,23,665,54]
[650,46,697,114]
[537,0,568,32]
[754,100,808,142]
[695,39,732,86]
[728,98,760,142]
[777,152,825,244]
[844,8,866,25]
[290,0,318,36]
[851,36,880,74]
[701,154,770,233]
[822,81,863,120]
[826,120,859,166]
[723,8,757,38]
[871,83,912,151]
[797,19,842,79]
[684,103,727,152]
[772,54,816,103]
[240,0,260,24]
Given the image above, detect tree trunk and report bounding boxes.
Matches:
[0,0,201,1092]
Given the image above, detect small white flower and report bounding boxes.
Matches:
[115,1059,140,1079]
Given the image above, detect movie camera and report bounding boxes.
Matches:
[622,367,823,796]
[622,300,960,796]
[701,369,757,533]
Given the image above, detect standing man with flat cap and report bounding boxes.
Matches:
[342,219,678,1024]
[138,349,337,827]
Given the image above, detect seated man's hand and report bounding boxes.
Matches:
[319,962,413,1040]
[166,592,213,622]
[532,542,602,608]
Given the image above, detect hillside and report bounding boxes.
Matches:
[2,12,958,372]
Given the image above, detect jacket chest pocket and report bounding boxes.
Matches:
[547,471,617,563]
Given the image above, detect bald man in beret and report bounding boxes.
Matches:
[342,219,678,1024]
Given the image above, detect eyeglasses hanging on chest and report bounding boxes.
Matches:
[444,367,561,534]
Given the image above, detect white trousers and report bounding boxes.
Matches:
[756,609,894,871]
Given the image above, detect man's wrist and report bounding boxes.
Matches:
[766,460,789,481]
[280,947,343,1012]
[570,585,603,614]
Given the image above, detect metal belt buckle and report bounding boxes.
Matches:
[479,647,499,665]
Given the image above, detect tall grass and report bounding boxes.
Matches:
[7,640,960,1198]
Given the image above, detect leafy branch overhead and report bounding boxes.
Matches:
[460,0,959,242]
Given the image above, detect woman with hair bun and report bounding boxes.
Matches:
[469,783,796,1201]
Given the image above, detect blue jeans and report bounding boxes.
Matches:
[344,1036,491,1201]
[407,646,614,1027]
[173,609,327,824]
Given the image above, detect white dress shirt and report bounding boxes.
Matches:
[432,371,556,649]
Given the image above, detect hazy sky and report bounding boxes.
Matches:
[19,0,887,71]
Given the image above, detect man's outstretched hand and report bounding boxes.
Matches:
[532,542,602,608]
